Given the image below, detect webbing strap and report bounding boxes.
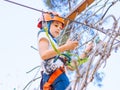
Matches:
[43,67,64,90]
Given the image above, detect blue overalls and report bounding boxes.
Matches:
[40,70,70,90]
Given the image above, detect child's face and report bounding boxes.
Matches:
[50,21,63,38]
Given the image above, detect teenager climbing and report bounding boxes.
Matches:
[37,12,93,90]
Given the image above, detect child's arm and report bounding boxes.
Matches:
[39,38,78,60]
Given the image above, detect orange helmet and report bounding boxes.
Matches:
[37,12,65,29]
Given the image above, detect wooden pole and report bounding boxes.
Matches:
[64,0,94,26]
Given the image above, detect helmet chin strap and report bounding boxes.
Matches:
[47,21,53,37]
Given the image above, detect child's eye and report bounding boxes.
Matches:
[54,24,62,30]
[55,24,58,27]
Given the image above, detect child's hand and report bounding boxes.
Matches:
[85,42,93,53]
[65,39,78,50]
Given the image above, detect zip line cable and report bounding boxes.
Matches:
[5,0,120,53]
[4,0,69,21]
[4,0,44,12]
[4,0,120,37]
[4,0,95,28]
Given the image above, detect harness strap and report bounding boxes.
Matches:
[43,67,65,90]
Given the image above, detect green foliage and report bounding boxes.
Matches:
[45,0,52,9]
[43,0,79,14]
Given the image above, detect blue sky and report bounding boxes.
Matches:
[0,0,120,90]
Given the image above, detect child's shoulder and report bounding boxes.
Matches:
[38,31,48,40]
